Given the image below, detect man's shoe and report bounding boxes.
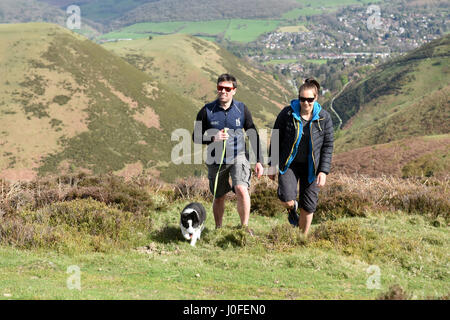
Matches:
[288,201,299,227]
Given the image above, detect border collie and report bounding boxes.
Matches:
[180,202,206,247]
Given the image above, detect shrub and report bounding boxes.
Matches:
[311,219,367,249]
[203,226,250,249]
[0,173,160,216]
[65,174,157,215]
[316,190,370,222]
[250,179,284,217]
[0,198,151,253]
[265,224,307,251]
[172,176,211,201]
[377,285,411,300]
[319,174,449,222]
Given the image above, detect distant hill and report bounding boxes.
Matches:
[102,34,292,128]
[0,0,62,24]
[37,0,153,27]
[0,0,102,37]
[0,23,291,182]
[331,34,450,153]
[329,35,450,178]
[111,0,298,26]
[38,0,299,30]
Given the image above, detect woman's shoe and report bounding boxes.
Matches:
[288,200,299,227]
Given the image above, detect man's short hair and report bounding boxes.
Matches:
[217,74,237,88]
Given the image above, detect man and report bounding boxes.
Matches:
[193,74,264,234]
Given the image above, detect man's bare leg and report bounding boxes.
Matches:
[235,185,250,226]
[213,195,226,228]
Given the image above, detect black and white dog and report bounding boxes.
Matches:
[180,202,206,247]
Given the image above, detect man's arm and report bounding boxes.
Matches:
[192,106,213,145]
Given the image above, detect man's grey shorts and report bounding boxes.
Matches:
[207,155,251,198]
[277,162,319,213]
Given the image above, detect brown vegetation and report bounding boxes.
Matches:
[333,135,450,178]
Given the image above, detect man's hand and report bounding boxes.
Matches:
[254,162,263,179]
[214,128,229,141]
[316,172,327,188]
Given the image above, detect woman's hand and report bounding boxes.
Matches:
[316,172,327,187]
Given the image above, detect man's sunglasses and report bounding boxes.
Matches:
[299,96,315,103]
[217,85,235,92]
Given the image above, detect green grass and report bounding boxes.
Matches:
[306,59,328,65]
[294,0,382,7]
[100,19,282,43]
[402,147,450,178]
[225,20,281,42]
[264,59,327,66]
[1,206,448,299]
[0,173,448,299]
[283,0,383,19]
[264,59,298,65]
[282,7,328,19]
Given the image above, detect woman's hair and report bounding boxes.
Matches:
[299,78,320,97]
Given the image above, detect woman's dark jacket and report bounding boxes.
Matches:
[269,99,334,184]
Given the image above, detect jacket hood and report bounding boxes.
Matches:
[290,99,322,121]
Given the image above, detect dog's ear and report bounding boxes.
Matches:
[192,210,201,222]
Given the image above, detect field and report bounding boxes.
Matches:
[282,0,383,19]
[98,0,386,43]
[0,173,448,299]
[100,19,283,43]
[264,59,299,65]
[277,25,309,33]
[306,59,328,65]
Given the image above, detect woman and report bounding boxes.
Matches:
[268,78,334,236]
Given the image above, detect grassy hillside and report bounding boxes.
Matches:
[0,24,290,183]
[0,23,200,182]
[102,34,292,128]
[333,134,450,178]
[0,173,448,299]
[332,35,450,153]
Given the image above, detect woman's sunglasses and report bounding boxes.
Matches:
[299,96,315,103]
[217,85,235,92]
